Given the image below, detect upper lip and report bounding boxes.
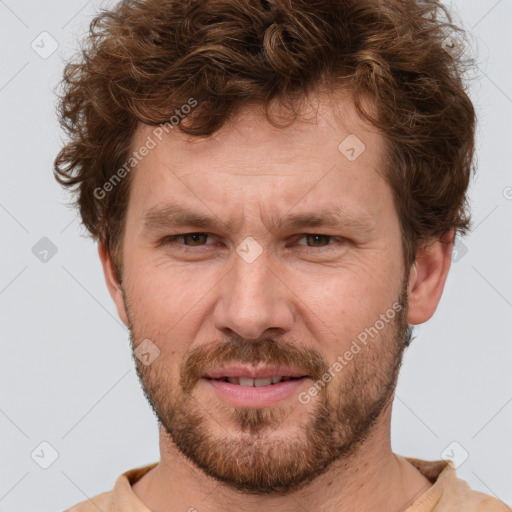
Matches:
[203,365,308,380]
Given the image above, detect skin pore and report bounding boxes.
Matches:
[99,92,454,512]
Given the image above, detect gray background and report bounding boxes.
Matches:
[1,0,511,510]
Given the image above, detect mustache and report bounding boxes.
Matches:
[179,335,330,394]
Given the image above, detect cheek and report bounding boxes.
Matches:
[125,271,195,372]
[124,252,219,339]
[295,257,402,353]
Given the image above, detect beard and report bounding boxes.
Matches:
[125,279,412,495]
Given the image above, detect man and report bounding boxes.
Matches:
[54,0,510,510]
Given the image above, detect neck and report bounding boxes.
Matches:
[132,401,432,512]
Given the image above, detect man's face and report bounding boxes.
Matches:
[119,94,410,494]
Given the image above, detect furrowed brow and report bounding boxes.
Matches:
[265,208,376,234]
[142,204,235,232]
[142,204,376,235]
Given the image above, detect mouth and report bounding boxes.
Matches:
[205,376,306,387]
[202,366,310,408]
[203,365,309,384]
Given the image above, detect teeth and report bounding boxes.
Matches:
[221,376,293,386]
[254,378,272,387]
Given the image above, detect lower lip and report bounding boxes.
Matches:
[203,378,309,408]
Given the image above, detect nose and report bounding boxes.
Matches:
[213,251,295,340]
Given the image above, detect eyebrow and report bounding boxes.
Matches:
[142,203,376,235]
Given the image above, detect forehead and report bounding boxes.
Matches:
[126,92,392,229]
[134,93,383,170]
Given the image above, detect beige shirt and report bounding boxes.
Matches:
[65,457,511,511]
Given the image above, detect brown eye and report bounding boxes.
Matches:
[161,233,212,247]
[304,234,332,247]
[295,234,338,247]
[181,233,209,246]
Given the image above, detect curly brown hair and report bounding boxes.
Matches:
[54,0,476,280]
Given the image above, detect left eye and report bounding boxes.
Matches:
[295,234,340,247]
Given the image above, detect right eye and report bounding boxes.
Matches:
[162,233,214,247]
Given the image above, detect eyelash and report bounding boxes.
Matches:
[160,233,345,250]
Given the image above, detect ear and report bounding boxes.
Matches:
[98,240,129,327]
[406,229,455,325]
